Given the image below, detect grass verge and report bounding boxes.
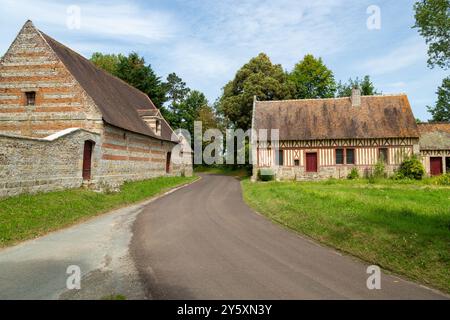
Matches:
[241,178,450,293]
[0,175,198,248]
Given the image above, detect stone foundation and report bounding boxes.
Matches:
[256,165,401,181]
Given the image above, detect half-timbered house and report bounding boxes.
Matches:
[252,89,421,180]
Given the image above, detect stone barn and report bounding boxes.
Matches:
[0,21,192,198]
[252,89,422,180]
[418,122,450,176]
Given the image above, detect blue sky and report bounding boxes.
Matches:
[0,0,448,120]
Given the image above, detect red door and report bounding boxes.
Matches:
[166,152,172,174]
[83,141,94,180]
[306,153,318,172]
[430,157,442,176]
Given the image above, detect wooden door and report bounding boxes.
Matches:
[430,157,442,176]
[306,153,318,173]
[83,141,94,180]
[166,152,172,174]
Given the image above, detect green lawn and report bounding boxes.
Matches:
[0,175,197,248]
[241,178,450,293]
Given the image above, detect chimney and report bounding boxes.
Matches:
[351,88,361,107]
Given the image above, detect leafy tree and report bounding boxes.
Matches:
[176,90,209,135]
[193,103,220,165]
[289,54,336,99]
[219,53,291,130]
[91,52,120,75]
[196,104,218,133]
[336,75,380,97]
[427,76,450,121]
[413,0,450,69]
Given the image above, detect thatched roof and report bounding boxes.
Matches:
[254,95,419,141]
[418,123,450,150]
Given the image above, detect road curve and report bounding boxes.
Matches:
[131,174,447,300]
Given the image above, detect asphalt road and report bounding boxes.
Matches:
[131,174,447,300]
[0,198,151,300]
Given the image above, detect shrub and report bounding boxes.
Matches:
[259,169,275,182]
[347,167,360,180]
[395,155,425,180]
[373,159,386,179]
[436,173,450,186]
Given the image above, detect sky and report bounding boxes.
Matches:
[0,0,448,121]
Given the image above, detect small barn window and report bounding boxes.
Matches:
[346,149,355,165]
[336,149,344,165]
[294,159,300,166]
[25,91,36,106]
[379,148,388,163]
[156,120,161,135]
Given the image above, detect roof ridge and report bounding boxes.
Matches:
[256,93,406,104]
[418,122,450,125]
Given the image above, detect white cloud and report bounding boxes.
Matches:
[0,0,178,43]
[361,37,428,75]
[182,0,354,67]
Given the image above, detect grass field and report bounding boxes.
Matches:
[241,178,450,293]
[0,175,197,248]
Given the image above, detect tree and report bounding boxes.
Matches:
[90,52,167,108]
[90,52,120,75]
[165,73,191,106]
[336,75,380,97]
[414,0,450,69]
[162,73,193,129]
[196,104,218,133]
[196,104,220,165]
[219,53,291,130]
[176,90,209,135]
[289,54,336,99]
[115,53,167,108]
[427,76,450,121]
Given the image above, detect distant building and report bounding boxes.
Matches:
[252,89,427,180]
[0,21,192,198]
[418,123,450,176]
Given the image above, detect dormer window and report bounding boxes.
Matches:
[25,91,36,106]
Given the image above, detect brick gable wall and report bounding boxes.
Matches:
[0,21,103,138]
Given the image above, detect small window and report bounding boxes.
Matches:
[294,159,300,167]
[276,150,284,166]
[25,91,36,106]
[346,149,355,165]
[336,149,344,165]
[156,120,161,135]
[379,148,388,163]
